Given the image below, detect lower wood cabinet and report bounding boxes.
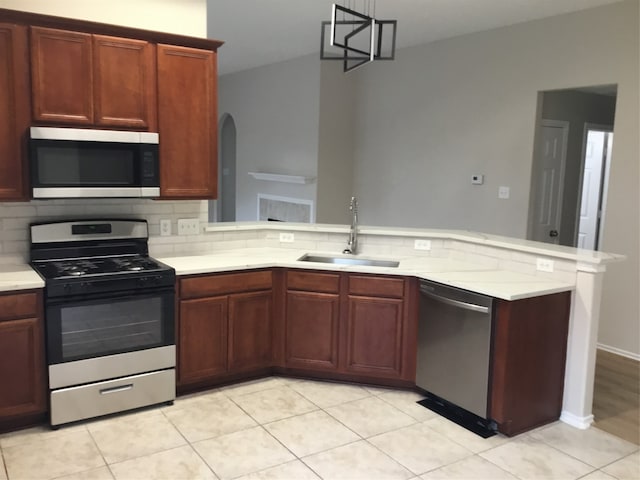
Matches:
[285,271,341,372]
[177,270,273,389]
[175,266,570,435]
[179,296,228,384]
[0,291,47,430]
[283,270,417,383]
[345,295,404,377]
[228,291,273,372]
[490,291,572,436]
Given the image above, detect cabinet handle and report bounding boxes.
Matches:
[420,288,490,314]
[100,384,133,395]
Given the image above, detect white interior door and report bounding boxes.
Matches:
[577,128,612,250]
[530,120,569,244]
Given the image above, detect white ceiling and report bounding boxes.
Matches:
[207,0,622,76]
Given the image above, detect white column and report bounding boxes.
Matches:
[560,263,606,429]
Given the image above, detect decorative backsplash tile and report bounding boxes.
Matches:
[0,199,207,259]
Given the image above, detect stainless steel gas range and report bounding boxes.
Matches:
[29,219,176,427]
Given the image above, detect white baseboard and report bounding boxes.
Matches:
[597,343,640,362]
[560,411,594,430]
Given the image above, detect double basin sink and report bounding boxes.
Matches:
[298,254,399,268]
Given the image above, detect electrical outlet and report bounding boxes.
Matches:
[498,186,510,199]
[471,174,484,185]
[177,218,200,235]
[536,258,554,272]
[279,232,295,243]
[160,219,171,236]
[414,239,432,251]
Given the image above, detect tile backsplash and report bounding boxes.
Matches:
[0,199,208,260]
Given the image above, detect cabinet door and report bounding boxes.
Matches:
[93,35,156,129]
[345,295,404,377]
[0,316,46,418]
[30,27,93,125]
[157,44,217,198]
[0,23,30,200]
[286,291,340,371]
[490,292,571,436]
[178,297,228,385]
[228,291,272,372]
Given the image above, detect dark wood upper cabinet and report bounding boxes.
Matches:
[30,26,94,125]
[0,23,30,200]
[93,35,156,129]
[157,44,218,199]
[30,27,157,129]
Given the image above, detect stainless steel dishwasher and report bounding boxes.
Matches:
[416,279,496,436]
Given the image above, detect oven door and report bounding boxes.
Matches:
[45,286,175,366]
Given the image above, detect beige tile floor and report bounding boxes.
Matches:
[0,376,638,480]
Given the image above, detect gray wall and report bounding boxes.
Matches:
[316,62,356,224]
[350,0,638,357]
[541,90,617,246]
[217,54,320,221]
[218,0,639,357]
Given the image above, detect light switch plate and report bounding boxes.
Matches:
[536,258,554,272]
[498,186,510,199]
[177,218,200,235]
[160,219,171,236]
[414,239,432,250]
[279,232,295,243]
[471,174,484,185]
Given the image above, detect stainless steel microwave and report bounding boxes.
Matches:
[29,127,160,199]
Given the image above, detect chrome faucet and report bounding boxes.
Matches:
[343,196,358,254]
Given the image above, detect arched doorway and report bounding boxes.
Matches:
[215,113,237,222]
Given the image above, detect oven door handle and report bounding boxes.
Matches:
[99,384,134,395]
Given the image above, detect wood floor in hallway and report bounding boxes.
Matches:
[593,349,640,445]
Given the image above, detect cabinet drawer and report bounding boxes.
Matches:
[0,292,39,321]
[348,275,405,298]
[181,270,272,299]
[287,270,340,293]
[50,369,175,426]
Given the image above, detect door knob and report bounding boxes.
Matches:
[549,230,559,237]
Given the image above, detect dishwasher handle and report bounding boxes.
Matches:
[419,286,490,314]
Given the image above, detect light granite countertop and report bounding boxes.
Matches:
[159,247,574,301]
[0,264,45,292]
[0,247,574,300]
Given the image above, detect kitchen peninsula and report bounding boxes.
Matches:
[157,221,624,433]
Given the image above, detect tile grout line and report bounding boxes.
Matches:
[523,430,633,472]
[159,405,223,479]
[0,446,7,480]
[84,422,118,479]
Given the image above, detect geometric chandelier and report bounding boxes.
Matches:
[320,2,397,72]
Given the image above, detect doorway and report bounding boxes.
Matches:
[527,86,617,248]
[576,125,613,250]
[217,113,237,222]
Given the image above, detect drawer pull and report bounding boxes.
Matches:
[100,384,134,395]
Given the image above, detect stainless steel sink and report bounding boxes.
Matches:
[298,254,399,268]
